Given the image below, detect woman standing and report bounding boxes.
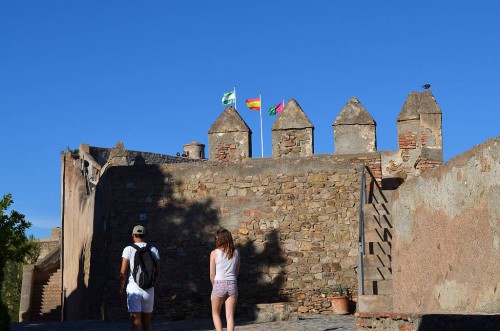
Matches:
[210,229,240,331]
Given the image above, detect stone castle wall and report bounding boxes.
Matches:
[60,90,445,321]
[100,154,380,320]
[391,137,500,313]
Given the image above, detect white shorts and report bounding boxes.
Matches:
[126,285,154,313]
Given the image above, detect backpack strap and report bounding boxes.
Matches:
[131,244,151,252]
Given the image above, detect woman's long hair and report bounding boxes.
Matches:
[215,229,235,259]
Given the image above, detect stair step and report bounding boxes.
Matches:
[364,242,391,255]
[363,255,391,267]
[363,267,392,281]
[364,229,392,242]
[358,295,393,313]
[363,203,391,217]
[363,214,393,229]
[363,280,393,295]
[366,188,392,204]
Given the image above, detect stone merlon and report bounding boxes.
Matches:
[333,97,377,154]
[272,98,314,131]
[398,90,442,121]
[209,106,252,134]
[333,96,376,126]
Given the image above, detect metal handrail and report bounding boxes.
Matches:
[358,164,366,296]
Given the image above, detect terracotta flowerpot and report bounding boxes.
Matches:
[330,296,349,314]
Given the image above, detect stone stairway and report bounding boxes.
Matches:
[31,268,61,321]
[358,188,394,313]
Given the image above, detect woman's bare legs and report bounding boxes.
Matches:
[211,294,225,331]
[225,295,238,331]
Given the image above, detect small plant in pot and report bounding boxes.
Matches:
[330,284,350,315]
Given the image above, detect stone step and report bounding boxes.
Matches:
[358,294,393,313]
[364,242,391,255]
[366,187,393,204]
[363,203,391,217]
[364,229,393,243]
[31,309,61,322]
[363,214,393,230]
[363,280,393,295]
[363,267,392,281]
[363,255,391,267]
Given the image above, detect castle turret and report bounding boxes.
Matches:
[333,97,377,154]
[208,106,252,161]
[271,98,314,158]
[183,141,205,159]
[397,90,443,168]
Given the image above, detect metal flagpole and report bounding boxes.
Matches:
[234,86,237,110]
[259,92,264,158]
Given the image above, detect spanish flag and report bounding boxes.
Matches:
[245,97,261,111]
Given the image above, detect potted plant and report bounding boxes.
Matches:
[330,284,349,315]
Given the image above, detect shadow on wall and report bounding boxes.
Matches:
[67,164,289,323]
[63,249,86,321]
[237,229,288,320]
[418,314,500,331]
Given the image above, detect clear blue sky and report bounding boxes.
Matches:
[1,1,498,239]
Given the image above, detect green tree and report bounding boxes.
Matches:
[1,236,39,323]
[0,194,33,331]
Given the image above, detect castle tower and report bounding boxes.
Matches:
[397,90,443,167]
[208,106,252,161]
[333,97,377,154]
[183,141,205,159]
[271,98,314,158]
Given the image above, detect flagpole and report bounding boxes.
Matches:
[259,92,264,158]
[234,86,237,110]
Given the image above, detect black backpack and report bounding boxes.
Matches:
[131,244,157,289]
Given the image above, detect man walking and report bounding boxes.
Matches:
[120,225,160,331]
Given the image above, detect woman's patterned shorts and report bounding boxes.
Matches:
[212,280,238,298]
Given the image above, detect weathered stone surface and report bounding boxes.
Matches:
[334,97,376,125]
[66,153,382,321]
[271,99,314,158]
[392,137,500,313]
[108,141,128,166]
[334,97,377,155]
[208,106,252,161]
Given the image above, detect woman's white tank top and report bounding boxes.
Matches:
[214,248,239,281]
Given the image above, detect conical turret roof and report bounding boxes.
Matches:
[209,106,252,134]
[333,97,376,126]
[272,98,314,130]
[398,90,442,121]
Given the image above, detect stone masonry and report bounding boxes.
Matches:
[272,99,314,158]
[101,154,381,320]
[55,90,444,322]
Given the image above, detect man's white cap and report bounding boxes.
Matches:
[132,225,145,235]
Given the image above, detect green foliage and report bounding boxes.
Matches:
[0,194,33,330]
[337,284,344,297]
[0,236,39,323]
[336,284,351,298]
[0,194,32,264]
[59,147,79,155]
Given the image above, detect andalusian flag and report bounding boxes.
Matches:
[222,91,236,105]
[246,97,261,110]
[269,101,284,115]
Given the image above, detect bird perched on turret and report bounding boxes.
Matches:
[421,84,431,90]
